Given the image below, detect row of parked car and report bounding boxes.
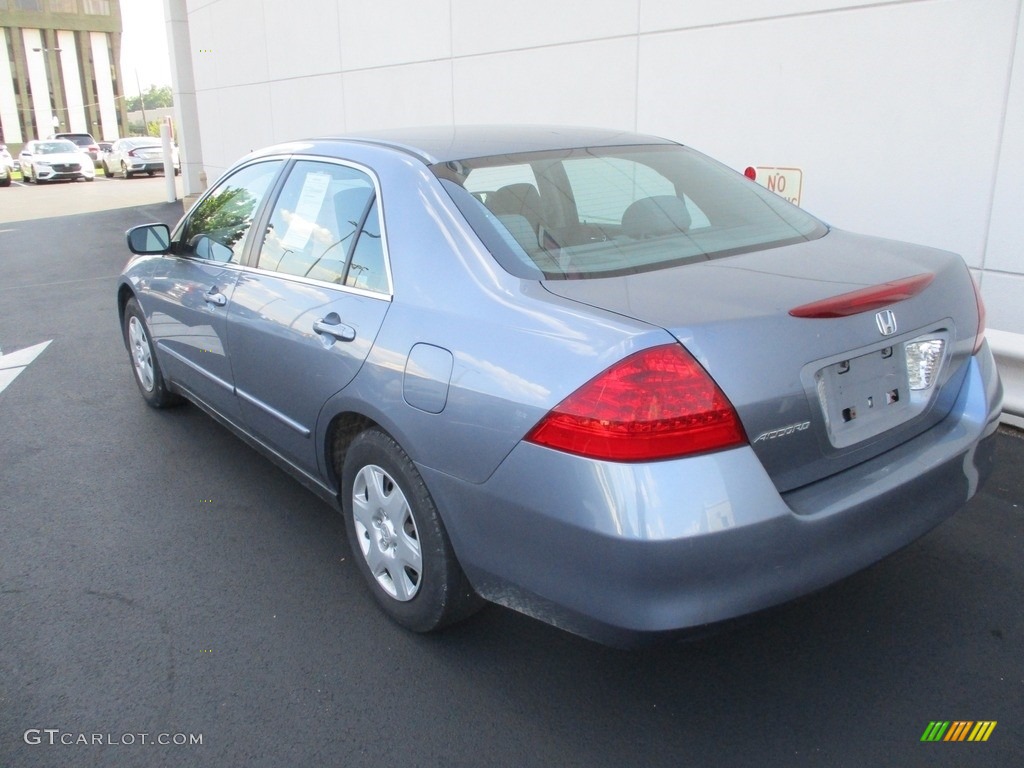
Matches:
[0,132,179,185]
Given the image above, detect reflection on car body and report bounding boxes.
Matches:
[116,126,1002,646]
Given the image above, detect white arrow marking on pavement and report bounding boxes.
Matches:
[0,340,53,395]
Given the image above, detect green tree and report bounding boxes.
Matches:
[125,84,173,112]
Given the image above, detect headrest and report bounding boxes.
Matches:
[621,195,691,239]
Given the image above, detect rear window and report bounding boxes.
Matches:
[433,144,826,280]
[57,134,96,146]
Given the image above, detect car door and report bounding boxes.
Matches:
[144,159,284,422]
[226,158,392,475]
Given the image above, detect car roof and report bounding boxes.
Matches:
[251,125,678,165]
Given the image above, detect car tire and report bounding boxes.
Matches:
[122,297,180,408]
[102,162,111,177]
[122,162,133,179]
[341,428,482,633]
[0,176,9,187]
[147,171,154,177]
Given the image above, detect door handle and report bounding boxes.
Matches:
[313,314,356,343]
[203,288,227,307]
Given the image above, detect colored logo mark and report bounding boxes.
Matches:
[921,721,997,742]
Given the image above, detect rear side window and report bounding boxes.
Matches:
[256,160,389,293]
[434,144,826,279]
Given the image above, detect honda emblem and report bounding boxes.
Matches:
[875,309,898,336]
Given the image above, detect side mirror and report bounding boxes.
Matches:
[126,223,171,255]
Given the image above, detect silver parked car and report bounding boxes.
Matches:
[104,136,179,178]
[117,126,1001,645]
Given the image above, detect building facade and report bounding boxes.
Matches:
[0,0,127,149]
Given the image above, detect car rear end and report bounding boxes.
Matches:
[420,135,1002,645]
[123,141,169,175]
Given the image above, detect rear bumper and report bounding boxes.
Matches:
[423,345,1002,646]
[126,160,165,173]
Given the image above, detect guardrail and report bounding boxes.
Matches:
[989,329,1024,429]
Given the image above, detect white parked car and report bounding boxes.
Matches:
[18,139,95,183]
[0,143,16,173]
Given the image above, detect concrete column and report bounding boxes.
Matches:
[164,0,205,208]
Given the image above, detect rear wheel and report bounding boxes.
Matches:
[122,297,179,408]
[342,428,481,632]
[122,161,133,179]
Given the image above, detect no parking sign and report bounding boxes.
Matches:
[744,166,803,206]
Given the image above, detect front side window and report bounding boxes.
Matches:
[434,144,827,280]
[179,160,282,264]
[257,160,387,292]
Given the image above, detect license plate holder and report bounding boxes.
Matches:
[816,345,910,448]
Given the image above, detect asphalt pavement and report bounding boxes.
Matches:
[0,181,1021,767]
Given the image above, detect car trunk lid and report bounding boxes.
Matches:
[541,229,980,492]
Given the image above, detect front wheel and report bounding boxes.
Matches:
[122,297,179,408]
[342,429,481,633]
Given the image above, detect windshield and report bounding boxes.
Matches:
[433,143,827,280]
[37,141,78,154]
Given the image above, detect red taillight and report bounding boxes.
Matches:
[789,273,935,318]
[525,345,747,462]
[971,273,986,354]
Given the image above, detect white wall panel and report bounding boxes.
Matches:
[640,0,904,33]
[188,4,217,93]
[269,72,346,140]
[984,3,1024,275]
[452,38,637,127]
[343,60,453,131]
[637,0,1018,269]
[204,0,270,89]
[451,0,638,57]
[338,0,452,70]
[265,0,341,79]
[195,84,274,181]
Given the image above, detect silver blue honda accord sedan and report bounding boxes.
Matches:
[117,126,1002,645]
